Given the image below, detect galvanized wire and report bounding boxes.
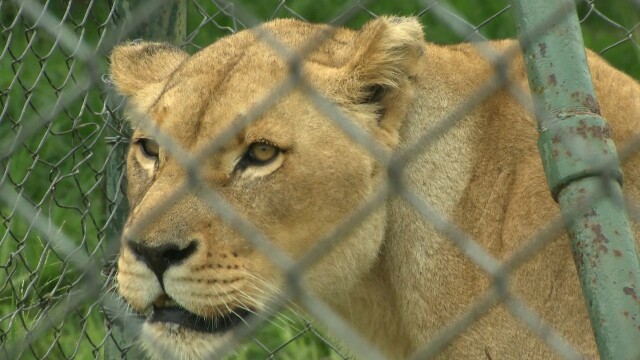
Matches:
[1,0,638,359]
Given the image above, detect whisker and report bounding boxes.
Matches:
[226,282,299,332]
[235,300,291,333]
[238,280,305,329]
[243,272,307,321]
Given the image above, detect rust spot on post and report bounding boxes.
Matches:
[623,287,639,301]
[576,119,588,137]
[584,94,600,114]
[570,92,601,114]
[588,125,612,140]
[537,42,547,56]
[548,74,557,86]
[591,223,609,254]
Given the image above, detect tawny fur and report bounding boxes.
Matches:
[109,17,640,360]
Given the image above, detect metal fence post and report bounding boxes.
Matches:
[511,0,640,358]
[104,1,186,359]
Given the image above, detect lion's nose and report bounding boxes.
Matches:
[127,240,198,287]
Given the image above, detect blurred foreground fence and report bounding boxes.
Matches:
[1,0,639,359]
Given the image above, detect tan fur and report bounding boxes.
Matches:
[109,17,640,360]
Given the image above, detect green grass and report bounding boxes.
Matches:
[227,313,349,360]
[1,0,638,359]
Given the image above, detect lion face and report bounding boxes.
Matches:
[109,17,424,359]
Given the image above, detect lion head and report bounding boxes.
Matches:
[109,17,424,359]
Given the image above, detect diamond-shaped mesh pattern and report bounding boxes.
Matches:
[1,0,638,359]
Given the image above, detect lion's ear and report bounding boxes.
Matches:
[109,42,188,97]
[349,16,424,88]
[345,16,425,148]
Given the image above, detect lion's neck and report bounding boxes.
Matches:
[345,45,492,356]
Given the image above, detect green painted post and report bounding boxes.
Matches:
[115,0,187,44]
[103,1,186,359]
[511,0,640,359]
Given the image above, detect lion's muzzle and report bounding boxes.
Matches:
[127,239,198,287]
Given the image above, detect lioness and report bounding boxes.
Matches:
[109,16,640,359]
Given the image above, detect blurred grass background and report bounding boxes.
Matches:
[0,0,638,359]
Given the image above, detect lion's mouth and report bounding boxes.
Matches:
[146,297,251,333]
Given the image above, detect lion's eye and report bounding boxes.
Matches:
[138,138,159,159]
[234,141,283,173]
[247,142,279,164]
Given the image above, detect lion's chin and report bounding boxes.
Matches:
[148,305,251,333]
[140,321,232,360]
[136,304,252,360]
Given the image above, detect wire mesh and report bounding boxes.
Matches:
[0,0,639,359]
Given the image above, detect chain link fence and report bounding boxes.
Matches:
[1,0,639,359]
